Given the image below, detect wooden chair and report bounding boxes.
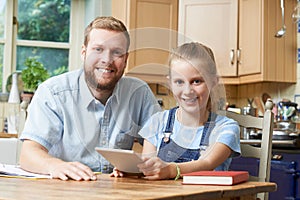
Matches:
[218,99,274,200]
[0,101,27,165]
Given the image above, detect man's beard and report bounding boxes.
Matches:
[84,68,118,91]
[96,80,116,91]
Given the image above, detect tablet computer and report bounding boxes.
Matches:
[95,147,143,174]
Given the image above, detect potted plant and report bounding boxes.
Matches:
[21,57,50,101]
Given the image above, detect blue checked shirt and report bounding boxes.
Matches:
[20,69,161,172]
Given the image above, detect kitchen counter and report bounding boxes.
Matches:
[241,138,300,149]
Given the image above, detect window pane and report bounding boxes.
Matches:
[17,0,70,42]
[16,46,69,76]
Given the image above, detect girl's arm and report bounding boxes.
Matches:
[142,140,157,155]
[138,142,232,180]
[177,142,232,173]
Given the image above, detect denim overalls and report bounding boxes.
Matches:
[157,107,216,163]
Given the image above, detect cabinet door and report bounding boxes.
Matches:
[178,0,238,77]
[238,0,262,76]
[128,0,178,83]
[237,0,297,83]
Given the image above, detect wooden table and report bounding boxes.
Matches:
[0,174,277,200]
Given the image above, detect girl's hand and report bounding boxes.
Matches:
[110,167,124,178]
[138,157,175,180]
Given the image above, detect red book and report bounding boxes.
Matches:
[182,171,249,185]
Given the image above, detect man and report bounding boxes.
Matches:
[19,16,161,181]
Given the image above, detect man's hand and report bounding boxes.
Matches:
[20,140,97,181]
[49,161,97,181]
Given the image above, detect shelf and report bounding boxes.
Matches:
[0,133,18,138]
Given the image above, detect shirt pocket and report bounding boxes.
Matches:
[114,131,135,149]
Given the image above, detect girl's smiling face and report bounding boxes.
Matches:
[170,59,215,115]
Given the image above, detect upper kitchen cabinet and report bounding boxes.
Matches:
[178,0,297,84]
[112,0,178,84]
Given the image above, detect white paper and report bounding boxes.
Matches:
[0,163,51,179]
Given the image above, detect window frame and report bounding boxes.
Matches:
[1,0,85,92]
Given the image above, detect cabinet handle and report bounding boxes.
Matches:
[230,49,235,65]
[237,49,242,64]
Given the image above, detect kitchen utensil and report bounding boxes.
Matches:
[292,2,300,23]
[278,101,298,120]
[254,97,264,115]
[275,0,286,38]
[244,98,257,116]
[261,92,271,105]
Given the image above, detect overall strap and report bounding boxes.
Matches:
[164,107,178,133]
[163,106,178,143]
[200,112,217,147]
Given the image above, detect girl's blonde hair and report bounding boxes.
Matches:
[168,42,217,77]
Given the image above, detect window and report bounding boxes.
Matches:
[0,0,85,92]
[16,0,71,74]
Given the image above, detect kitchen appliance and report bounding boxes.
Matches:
[241,98,257,139]
[273,121,299,140]
[230,150,300,200]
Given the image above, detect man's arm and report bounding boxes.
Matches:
[19,140,97,181]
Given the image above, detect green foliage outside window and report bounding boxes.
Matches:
[18,0,70,42]
[16,47,69,76]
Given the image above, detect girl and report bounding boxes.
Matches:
[112,42,240,180]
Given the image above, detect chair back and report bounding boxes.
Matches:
[218,99,274,200]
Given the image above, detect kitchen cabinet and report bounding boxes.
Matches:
[178,0,297,84]
[112,0,178,84]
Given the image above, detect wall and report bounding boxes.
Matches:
[148,83,176,109]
